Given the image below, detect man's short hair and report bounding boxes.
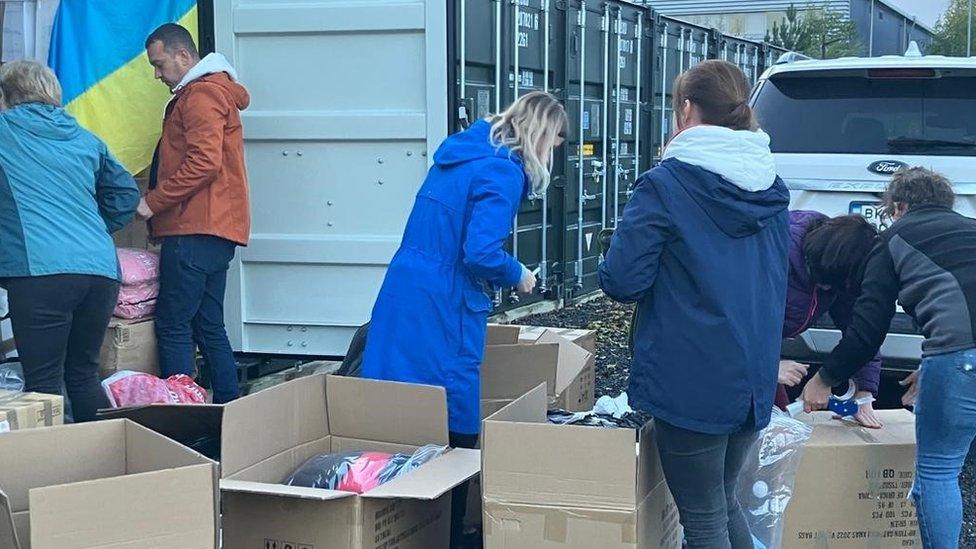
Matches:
[145,23,199,58]
[883,167,955,216]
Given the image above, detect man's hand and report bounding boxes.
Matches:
[900,370,920,407]
[516,265,537,294]
[800,372,833,413]
[137,198,154,220]
[778,360,809,387]
[848,391,882,429]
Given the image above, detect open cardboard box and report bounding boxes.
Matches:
[781,409,919,547]
[480,383,682,549]
[482,326,595,418]
[0,419,218,549]
[487,323,596,353]
[101,374,480,549]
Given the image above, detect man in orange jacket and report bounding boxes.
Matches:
[140,23,250,403]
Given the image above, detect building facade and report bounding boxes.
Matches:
[648,0,934,56]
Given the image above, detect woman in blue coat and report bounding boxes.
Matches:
[361,91,566,545]
[600,61,790,548]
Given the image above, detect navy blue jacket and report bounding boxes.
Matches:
[599,158,790,434]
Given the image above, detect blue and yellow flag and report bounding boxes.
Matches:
[48,1,198,174]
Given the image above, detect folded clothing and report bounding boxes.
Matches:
[284,444,448,494]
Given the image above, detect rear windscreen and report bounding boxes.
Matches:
[753,73,976,156]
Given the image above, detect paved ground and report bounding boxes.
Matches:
[522,296,976,547]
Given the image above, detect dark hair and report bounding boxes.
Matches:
[883,167,955,216]
[672,60,756,131]
[145,23,199,58]
[802,215,879,290]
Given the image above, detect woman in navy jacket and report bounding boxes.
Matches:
[362,91,567,546]
[600,61,790,548]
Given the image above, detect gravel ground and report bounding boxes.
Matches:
[522,296,976,547]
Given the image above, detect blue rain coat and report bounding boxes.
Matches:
[361,120,526,434]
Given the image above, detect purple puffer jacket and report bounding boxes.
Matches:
[784,210,882,395]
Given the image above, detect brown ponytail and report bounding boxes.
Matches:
[673,60,756,131]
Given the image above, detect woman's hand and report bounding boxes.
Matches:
[849,391,882,429]
[778,360,809,387]
[516,265,537,293]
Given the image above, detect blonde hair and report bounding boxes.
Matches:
[0,60,63,108]
[490,91,567,196]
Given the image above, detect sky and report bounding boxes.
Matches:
[886,0,952,29]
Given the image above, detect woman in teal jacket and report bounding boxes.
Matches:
[0,61,139,422]
[362,91,567,546]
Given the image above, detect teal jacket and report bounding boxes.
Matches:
[0,103,139,281]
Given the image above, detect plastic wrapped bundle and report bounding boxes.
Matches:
[739,409,813,549]
[101,371,208,407]
[284,444,448,494]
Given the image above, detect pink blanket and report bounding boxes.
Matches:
[114,248,161,319]
[117,248,160,286]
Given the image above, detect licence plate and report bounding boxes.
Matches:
[849,201,889,230]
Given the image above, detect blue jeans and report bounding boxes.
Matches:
[911,348,976,549]
[156,235,239,404]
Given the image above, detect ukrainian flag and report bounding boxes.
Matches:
[49,1,198,174]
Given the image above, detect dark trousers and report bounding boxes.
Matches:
[156,235,239,404]
[5,274,117,422]
[655,419,759,549]
[449,431,479,548]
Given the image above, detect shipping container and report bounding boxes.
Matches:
[201,0,787,356]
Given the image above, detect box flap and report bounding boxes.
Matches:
[97,404,224,460]
[365,448,480,500]
[801,409,916,447]
[0,420,125,514]
[221,374,330,478]
[124,421,216,474]
[485,383,548,424]
[487,324,521,345]
[30,465,216,549]
[483,385,641,509]
[481,343,558,400]
[535,331,592,394]
[0,490,19,549]
[220,479,356,502]
[326,375,449,446]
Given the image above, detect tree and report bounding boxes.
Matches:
[806,6,863,59]
[769,4,812,52]
[930,0,972,56]
[768,3,863,59]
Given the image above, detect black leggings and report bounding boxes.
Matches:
[449,431,479,548]
[6,275,118,422]
[655,419,759,549]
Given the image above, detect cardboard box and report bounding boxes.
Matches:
[101,374,481,549]
[781,409,919,547]
[99,317,159,378]
[488,323,597,353]
[483,326,595,417]
[0,390,63,432]
[481,384,682,549]
[0,418,218,549]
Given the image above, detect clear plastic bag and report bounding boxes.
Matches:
[0,361,24,392]
[284,444,448,494]
[740,408,814,549]
[101,371,207,407]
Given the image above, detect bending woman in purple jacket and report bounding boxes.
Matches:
[779,211,881,427]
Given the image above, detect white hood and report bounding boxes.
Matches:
[173,53,239,92]
[662,125,777,192]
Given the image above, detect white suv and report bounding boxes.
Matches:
[751,43,976,374]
